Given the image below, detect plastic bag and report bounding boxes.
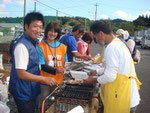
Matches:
[133,49,141,64]
[0,80,8,104]
[0,101,10,113]
[0,54,4,70]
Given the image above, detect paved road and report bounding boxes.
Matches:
[90,42,150,113]
[135,46,150,113]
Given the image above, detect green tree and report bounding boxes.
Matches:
[133,16,147,27]
[119,22,135,36]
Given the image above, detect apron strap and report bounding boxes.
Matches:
[113,38,142,89]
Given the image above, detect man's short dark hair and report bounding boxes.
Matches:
[72,24,84,34]
[24,12,45,31]
[90,20,112,34]
[44,22,61,40]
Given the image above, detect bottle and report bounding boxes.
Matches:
[0,80,4,101]
[0,80,4,90]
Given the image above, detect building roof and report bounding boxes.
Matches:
[0,23,22,28]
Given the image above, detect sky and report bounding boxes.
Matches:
[0,0,150,21]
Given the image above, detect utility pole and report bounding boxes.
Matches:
[84,18,86,31]
[24,0,26,17]
[56,10,58,21]
[34,0,36,12]
[95,3,98,20]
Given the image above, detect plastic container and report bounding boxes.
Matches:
[0,80,8,103]
[0,101,10,113]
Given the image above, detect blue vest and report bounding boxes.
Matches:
[118,36,131,53]
[9,33,40,101]
[125,37,136,58]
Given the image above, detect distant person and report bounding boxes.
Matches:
[116,29,137,59]
[116,29,124,38]
[64,29,69,35]
[59,24,91,62]
[123,30,136,58]
[9,12,57,113]
[37,22,68,111]
[77,32,93,56]
[59,29,69,41]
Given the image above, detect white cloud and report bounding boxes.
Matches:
[99,14,109,20]
[1,0,11,4]
[0,4,9,15]
[15,0,24,5]
[113,10,137,21]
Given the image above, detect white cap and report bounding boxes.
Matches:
[116,29,124,35]
[123,30,129,40]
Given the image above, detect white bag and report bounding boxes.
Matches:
[133,49,141,64]
[0,101,10,113]
[0,54,4,70]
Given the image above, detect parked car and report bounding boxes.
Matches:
[141,36,150,49]
[135,36,142,45]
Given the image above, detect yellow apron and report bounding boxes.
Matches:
[103,38,141,113]
[94,47,104,63]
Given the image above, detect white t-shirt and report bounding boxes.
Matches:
[97,38,140,108]
[14,43,29,70]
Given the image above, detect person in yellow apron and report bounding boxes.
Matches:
[84,20,141,113]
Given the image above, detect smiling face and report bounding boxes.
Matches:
[47,29,58,43]
[25,20,43,39]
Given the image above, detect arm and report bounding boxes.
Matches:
[65,53,68,62]
[17,69,57,86]
[77,41,84,55]
[86,44,90,55]
[67,36,91,60]
[126,39,135,54]
[97,46,118,84]
[84,45,118,84]
[14,43,57,86]
[72,52,91,60]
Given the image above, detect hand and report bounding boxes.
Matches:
[89,70,97,76]
[56,67,65,73]
[83,76,97,84]
[43,77,58,86]
[84,55,92,61]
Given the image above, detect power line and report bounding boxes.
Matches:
[36,0,73,17]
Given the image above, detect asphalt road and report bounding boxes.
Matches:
[90,42,150,113]
[135,46,150,113]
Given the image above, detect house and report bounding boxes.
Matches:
[0,23,23,31]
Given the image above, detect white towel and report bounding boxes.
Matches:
[67,105,84,113]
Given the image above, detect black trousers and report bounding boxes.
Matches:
[14,97,38,113]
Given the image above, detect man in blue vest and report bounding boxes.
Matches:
[9,12,57,113]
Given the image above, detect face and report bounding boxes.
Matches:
[25,20,43,39]
[74,30,84,39]
[64,30,69,34]
[86,40,91,44]
[47,29,58,42]
[93,32,104,47]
